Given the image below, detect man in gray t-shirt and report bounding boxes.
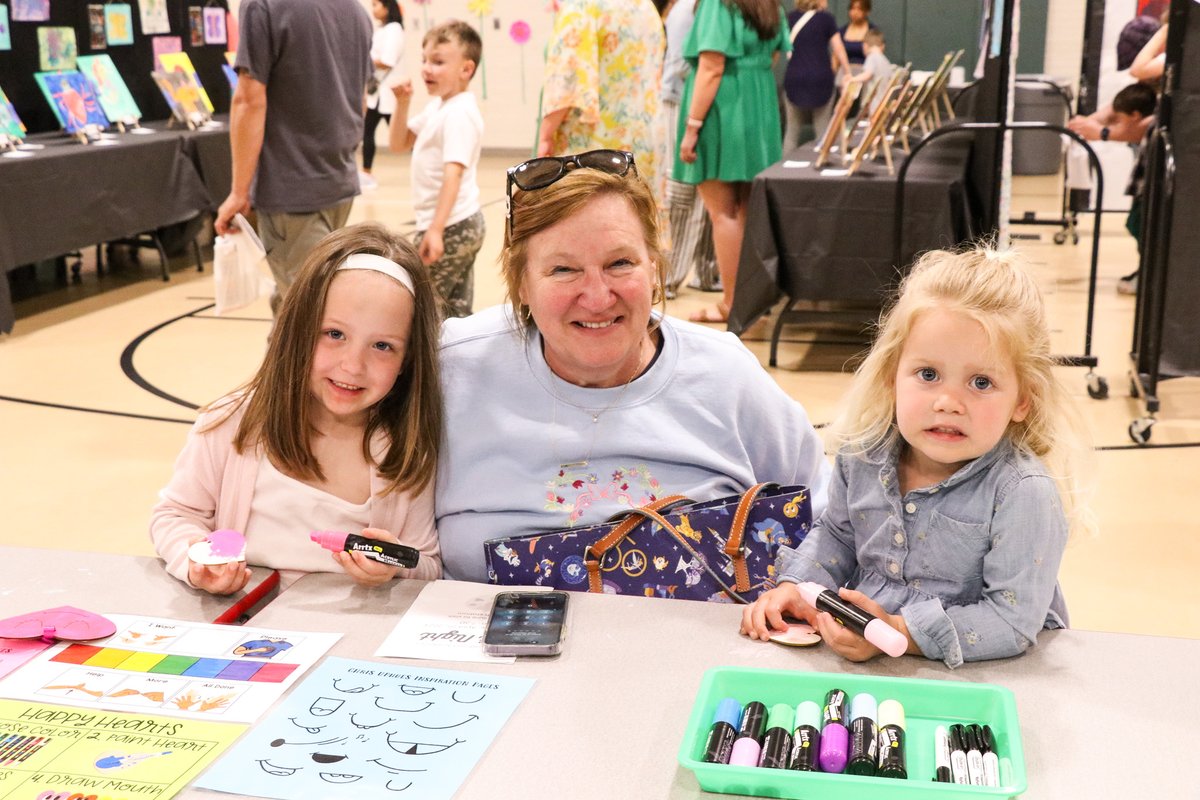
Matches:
[215,0,372,313]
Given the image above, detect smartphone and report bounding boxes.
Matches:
[483,591,569,656]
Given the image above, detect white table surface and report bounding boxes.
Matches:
[169,576,1199,799]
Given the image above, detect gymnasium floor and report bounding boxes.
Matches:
[2,151,1197,641]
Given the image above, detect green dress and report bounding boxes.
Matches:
[672,0,789,184]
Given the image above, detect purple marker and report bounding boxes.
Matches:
[702,698,742,764]
[728,701,767,767]
[818,689,850,773]
[796,582,909,657]
[310,530,419,569]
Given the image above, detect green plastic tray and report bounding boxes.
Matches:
[678,667,1026,800]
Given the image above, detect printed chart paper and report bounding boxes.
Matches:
[0,698,245,800]
[374,581,558,664]
[197,657,534,800]
[0,615,339,724]
[0,639,48,680]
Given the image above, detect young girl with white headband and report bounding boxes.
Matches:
[151,222,444,593]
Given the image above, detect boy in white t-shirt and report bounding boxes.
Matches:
[389,20,485,318]
[859,30,894,113]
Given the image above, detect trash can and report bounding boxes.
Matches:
[1012,77,1070,175]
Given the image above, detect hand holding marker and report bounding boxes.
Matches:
[310,530,419,568]
[796,582,909,657]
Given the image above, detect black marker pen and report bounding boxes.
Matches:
[846,693,878,776]
[934,725,952,782]
[818,689,849,773]
[728,701,767,767]
[980,724,1001,787]
[876,699,907,779]
[948,724,970,784]
[310,530,420,568]
[965,724,985,786]
[758,704,795,769]
[702,698,742,764]
[788,700,822,772]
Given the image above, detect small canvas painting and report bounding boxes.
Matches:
[152,35,183,71]
[78,54,141,122]
[221,64,238,91]
[34,70,109,133]
[188,7,205,47]
[158,51,214,112]
[38,27,77,71]
[88,5,107,50]
[139,0,171,35]
[152,70,206,123]
[0,85,26,140]
[12,0,50,23]
[0,6,11,52]
[203,7,227,45]
[105,4,135,46]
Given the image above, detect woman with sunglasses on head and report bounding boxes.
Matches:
[676,0,791,325]
[434,151,831,583]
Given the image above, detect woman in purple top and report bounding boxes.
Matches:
[783,0,854,151]
[839,0,878,67]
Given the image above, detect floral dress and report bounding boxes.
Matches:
[542,0,666,207]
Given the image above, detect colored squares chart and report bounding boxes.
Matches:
[50,644,297,682]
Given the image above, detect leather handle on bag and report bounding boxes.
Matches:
[724,482,778,594]
[585,494,690,593]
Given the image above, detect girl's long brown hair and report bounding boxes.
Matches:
[208,222,443,495]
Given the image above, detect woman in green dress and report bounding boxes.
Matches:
[675,0,789,324]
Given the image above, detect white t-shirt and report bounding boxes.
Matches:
[409,92,484,231]
[368,21,405,114]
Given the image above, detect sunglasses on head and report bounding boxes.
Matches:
[505,149,637,234]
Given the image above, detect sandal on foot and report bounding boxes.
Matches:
[688,303,729,324]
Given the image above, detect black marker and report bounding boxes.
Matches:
[310,530,420,568]
[758,704,794,769]
[795,582,908,657]
[964,724,985,785]
[818,689,849,773]
[948,724,970,784]
[787,700,822,772]
[845,693,878,776]
[702,698,742,764]
[876,699,907,779]
[934,725,952,782]
[980,724,1001,787]
[729,701,767,767]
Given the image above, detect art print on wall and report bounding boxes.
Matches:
[87,4,107,50]
[139,0,172,35]
[152,35,183,71]
[37,26,77,71]
[105,3,135,46]
[12,0,50,23]
[188,6,205,47]
[77,54,142,122]
[0,6,11,52]
[203,7,227,45]
[33,71,108,133]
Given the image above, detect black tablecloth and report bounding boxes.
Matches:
[731,137,977,335]
[0,121,231,333]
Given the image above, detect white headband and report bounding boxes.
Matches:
[336,252,415,296]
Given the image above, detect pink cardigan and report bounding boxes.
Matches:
[150,398,442,586]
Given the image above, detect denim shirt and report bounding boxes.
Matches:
[777,437,1068,668]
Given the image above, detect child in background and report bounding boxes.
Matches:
[389,20,485,318]
[151,223,444,593]
[742,247,1092,668]
[858,30,893,112]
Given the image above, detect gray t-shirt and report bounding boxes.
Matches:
[235,0,372,213]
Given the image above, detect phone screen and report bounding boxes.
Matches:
[484,592,568,654]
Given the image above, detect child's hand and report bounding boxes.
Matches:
[186,534,251,596]
[418,229,444,266]
[812,588,917,662]
[391,79,413,100]
[740,583,816,641]
[334,527,400,587]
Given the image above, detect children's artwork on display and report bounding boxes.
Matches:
[77,54,142,122]
[196,657,535,800]
[0,615,340,724]
[152,35,183,71]
[203,7,227,45]
[188,6,205,47]
[12,0,50,23]
[158,51,214,112]
[224,50,235,66]
[33,71,107,133]
[105,3,135,46]
[0,86,26,140]
[226,10,238,52]
[0,698,246,799]
[221,63,238,91]
[0,5,11,51]
[37,26,77,71]
[87,4,107,50]
[139,0,172,35]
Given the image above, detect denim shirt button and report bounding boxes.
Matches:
[904,502,917,514]
[893,532,905,545]
[888,562,900,574]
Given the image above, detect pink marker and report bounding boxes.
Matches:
[310,530,420,569]
[796,582,909,658]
